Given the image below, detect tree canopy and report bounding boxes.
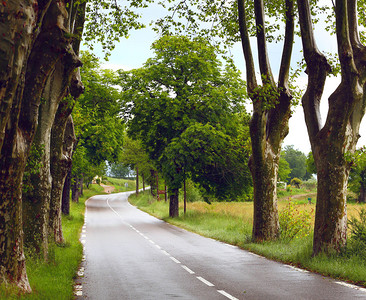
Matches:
[120,35,251,214]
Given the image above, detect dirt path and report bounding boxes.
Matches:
[100,184,115,194]
[280,192,316,201]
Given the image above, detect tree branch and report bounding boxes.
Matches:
[254,0,274,85]
[278,0,294,89]
[237,0,257,94]
[297,0,330,141]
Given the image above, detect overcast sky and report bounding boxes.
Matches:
[87,3,366,155]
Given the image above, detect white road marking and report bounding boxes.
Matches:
[335,281,366,292]
[82,234,86,238]
[81,240,85,244]
[217,290,239,300]
[161,250,170,256]
[155,244,162,250]
[181,265,195,274]
[148,239,155,244]
[197,276,215,287]
[286,265,309,273]
[169,256,181,264]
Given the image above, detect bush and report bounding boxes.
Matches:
[279,200,312,242]
[301,178,317,190]
[347,208,366,258]
[290,177,302,188]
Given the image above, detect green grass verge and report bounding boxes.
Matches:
[129,191,366,288]
[104,177,140,193]
[0,184,105,299]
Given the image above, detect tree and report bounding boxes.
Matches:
[153,0,298,241]
[0,0,153,291]
[296,0,366,254]
[306,152,317,176]
[109,163,131,178]
[162,117,252,201]
[278,156,291,183]
[122,35,247,217]
[282,145,307,182]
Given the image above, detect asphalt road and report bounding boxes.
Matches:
[79,191,366,299]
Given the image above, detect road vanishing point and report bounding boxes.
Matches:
[77,191,366,300]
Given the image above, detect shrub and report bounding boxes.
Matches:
[290,177,302,188]
[347,208,366,258]
[279,200,312,242]
[302,178,317,190]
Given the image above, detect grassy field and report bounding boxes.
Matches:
[129,190,366,287]
[104,177,140,193]
[0,184,106,299]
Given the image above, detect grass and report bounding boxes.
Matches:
[0,184,105,299]
[104,177,140,193]
[129,190,366,287]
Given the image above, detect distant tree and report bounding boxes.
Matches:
[278,155,291,183]
[290,178,302,189]
[349,150,366,203]
[110,163,130,178]
[121,35,247,217]
[162,117,252,201]
[282,145,307,182]
[306,152,317,176]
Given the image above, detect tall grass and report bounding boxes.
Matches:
[0,184,105,299]
[129,190,366,287]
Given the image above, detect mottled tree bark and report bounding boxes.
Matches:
[0,0,53,292]
[237,0,294,241]
[49,111,77,244]
[62,169,72,215]
[297,0,366,254]
[22,0,81,259]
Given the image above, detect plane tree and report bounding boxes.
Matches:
[296,0,366,254]
[0,0,153,291]
[154,0,298,241]
[121,35,248,217]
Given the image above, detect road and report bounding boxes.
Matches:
[78,191,366,299]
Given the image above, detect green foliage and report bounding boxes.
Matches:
[279,201,312,242]
[301,178,317,190]
[84,0,155,58]
[121,35,250,199]
[306,152,317,175]
[290,177,302,188]
[348,208,366,246]
[278,156,291,183]
[282,145,308,182]
[23,144,45,194]
[109,162,131,178]
[348,149,366,202]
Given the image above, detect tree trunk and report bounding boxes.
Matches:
[359,184,366,203]
[184,179,187,214]
[135,166,139,196]
[0,0,64,291]
[22,0,81,259]
[49,113,77,244]
[142,173,145,191]
[72,177,81,203]
[150,169,157,197]
[62,169,72,215]
[297,0,366,255]
[237,0,294,241]
[169,188,179,218]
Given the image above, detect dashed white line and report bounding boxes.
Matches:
[161,250,170,256]
[197,276,215,287]
[217,290,239,300]
[286,265,309,273]
[181,265,195,274]
[155,244,162,250]
[169,256,181,264]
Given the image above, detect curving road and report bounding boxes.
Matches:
[78,191,366,299]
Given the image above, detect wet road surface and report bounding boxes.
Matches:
[80,191,366,299]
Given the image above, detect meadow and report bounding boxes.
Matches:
[129,189,366,288]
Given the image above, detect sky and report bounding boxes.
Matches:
[87,3,366,155]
